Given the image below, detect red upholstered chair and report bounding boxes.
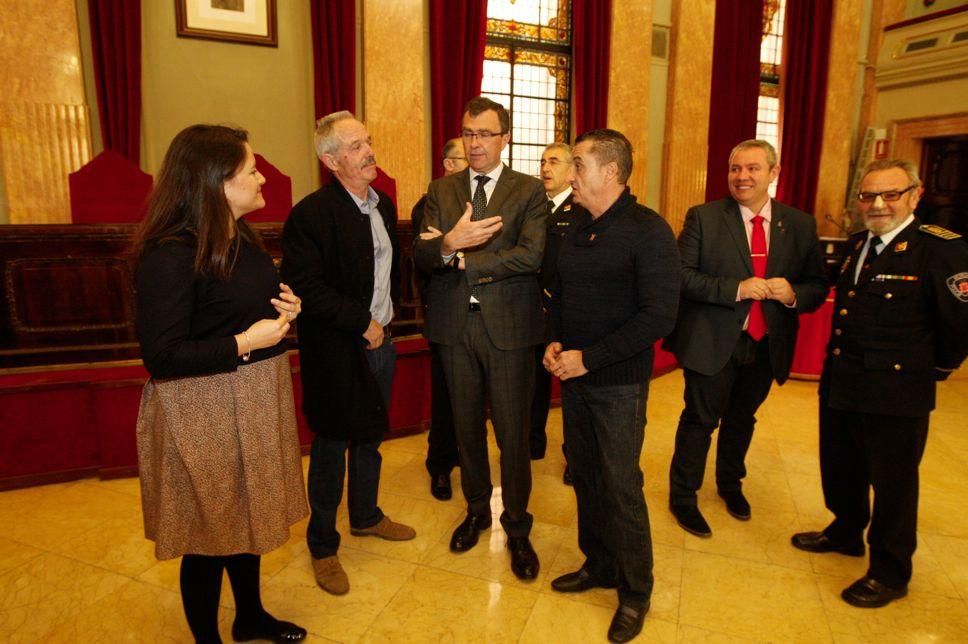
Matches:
[244,154,293,222]
[69,151,152,224]
[372,166,398,210]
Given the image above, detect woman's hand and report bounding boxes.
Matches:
[271,283,302,322]
[236,313,290,356]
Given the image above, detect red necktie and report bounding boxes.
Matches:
[747,215,768,341]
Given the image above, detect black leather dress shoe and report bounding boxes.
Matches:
[562,465,573,486]
[507,536,540,580]
[551,567,618,593]
[450,513,491,552]
[841,575,907,608]
[232,618,307,642]
[607,601,649,643]
[718,489,751,520]
[670,504,712,537]
[790,531,864,556]
[430,473,452,500]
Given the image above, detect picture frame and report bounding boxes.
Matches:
[175,0,278,47]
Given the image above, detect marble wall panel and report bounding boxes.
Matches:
[660,0,715,234]
[0,0,91,224]
[607,0,654,204]
[361,0,428,217]
[814,0,864,237]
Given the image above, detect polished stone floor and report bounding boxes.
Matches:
[1,367,967,642]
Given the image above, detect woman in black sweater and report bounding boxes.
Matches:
[133,125,307,643]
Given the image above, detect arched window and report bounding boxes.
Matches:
[481,0,572,176]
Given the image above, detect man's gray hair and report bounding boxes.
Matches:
[314,110,355,159]
[863,158,921,187]
[543,141,573,162]
[729,139,778,168]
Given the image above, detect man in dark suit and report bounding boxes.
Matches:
[665,139,827,537]
[792,159,968,608]
[282,112,415,597]
[532,142,578,484]
[411,137,467,501]
[414,96,547,580]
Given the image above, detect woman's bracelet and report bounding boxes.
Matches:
[241,331,252,362]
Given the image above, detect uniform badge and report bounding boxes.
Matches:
[894,241,908,252]
[563,204,572,212]
[947,272,968,302]
[920,224,962,240]
[556,221,570,227]
[839,256,852,275]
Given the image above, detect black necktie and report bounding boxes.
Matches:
[472,175,490,221]
[869,236,882,257]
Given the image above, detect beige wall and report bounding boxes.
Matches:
[141,0,317,203]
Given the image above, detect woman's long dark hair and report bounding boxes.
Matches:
[132,124,264,278]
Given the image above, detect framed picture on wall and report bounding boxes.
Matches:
[175,0,278,47]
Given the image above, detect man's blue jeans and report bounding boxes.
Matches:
[562,379,654,606]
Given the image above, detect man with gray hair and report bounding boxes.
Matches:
[282,111,415,597]
[544,128,679,642]
[665,139,827,538]
[792,159,967,608]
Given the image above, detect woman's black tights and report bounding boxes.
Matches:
[179,553,271,644]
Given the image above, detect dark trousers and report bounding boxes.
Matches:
[425,341,459,476]
[819,400,929,588]
[306,338,395,559]
[669,334,774,505]
[439,311,535,537]
[563,380,653,606]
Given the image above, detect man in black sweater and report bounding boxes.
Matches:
[544,129,679,643]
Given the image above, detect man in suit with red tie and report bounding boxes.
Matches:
[792,159,968,608]
[665,140,827,537]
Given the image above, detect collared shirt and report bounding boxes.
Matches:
[853,214,915,284]
[350,185,394,327]
[548,185,573,212]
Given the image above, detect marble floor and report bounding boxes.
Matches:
[2,367,967,643]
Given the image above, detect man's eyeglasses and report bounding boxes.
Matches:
[444,156,467,161]
[461,130,506,141]
[857,185,917,203]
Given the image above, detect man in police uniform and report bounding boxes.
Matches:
[792,159,968,608]
[531,142,581,484]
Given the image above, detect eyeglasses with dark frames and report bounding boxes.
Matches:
[461,130,507,141]
[857,185,917,203]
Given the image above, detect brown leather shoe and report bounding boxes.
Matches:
[350,516,416,541]
[841,576,907,608]
[312,555,349,595]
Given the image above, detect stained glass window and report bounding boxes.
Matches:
[481,0,572,176]
[758,0,786,196]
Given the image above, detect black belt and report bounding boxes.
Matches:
[469,302,481,312]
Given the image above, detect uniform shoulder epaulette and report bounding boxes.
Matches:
[919,224,962,240]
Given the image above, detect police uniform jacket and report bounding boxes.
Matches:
[822,219,968,418]
[539,192,582,303]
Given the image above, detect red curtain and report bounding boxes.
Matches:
[776,0,833,214]
[310,0,356,183]
[572,0,612,135]
[429,0,487,179]
[87,0,141,165]
[704,0,764,202]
